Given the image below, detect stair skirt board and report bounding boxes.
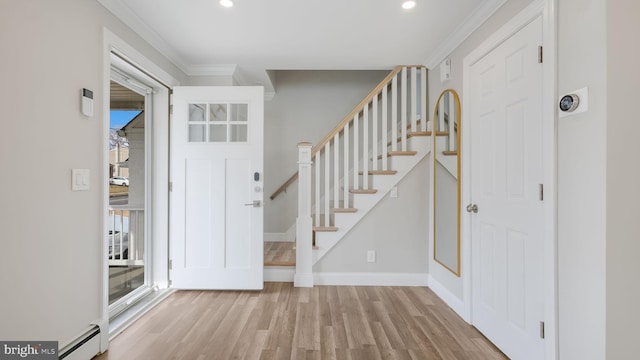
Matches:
[264,267,295,282]
[313,272,429,287]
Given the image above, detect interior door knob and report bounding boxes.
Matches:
[466,203,478,213]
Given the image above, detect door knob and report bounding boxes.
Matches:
[466,203,478,213]
[244,200,261,207]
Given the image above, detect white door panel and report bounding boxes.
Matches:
[469,17,544,359]
[171,86,263,290]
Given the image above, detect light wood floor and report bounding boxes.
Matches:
[95,283,506,360]
[264,241,295,266]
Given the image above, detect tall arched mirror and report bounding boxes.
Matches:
[433,89,461,276]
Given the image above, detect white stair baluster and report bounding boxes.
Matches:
[411,67,417,133]
[372,94,378,171]
[391,76,398,152]
[334,133,340,210]
[363,105,369,189]
[401,66,407,152]
[421,68,427,132]
[382,85,388,170]
[314,151,320,226]
[344,125,350,208]
[353,113,359,190]
[324,142,330,227]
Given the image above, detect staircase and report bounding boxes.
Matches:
[270,66,430,287]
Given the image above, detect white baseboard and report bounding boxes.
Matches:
[264,233,288,242]
[294,272,314,287]
[314,272,429,286]
[427,275,468,321]
[264,267,295,282]
[264,224,296,242]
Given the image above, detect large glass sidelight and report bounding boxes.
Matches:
[107,69,151,316]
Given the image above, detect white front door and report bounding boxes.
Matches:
[468,17,544,359]
[170,86,264,290]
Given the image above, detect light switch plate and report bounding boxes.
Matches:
[367,250,376,263]
[390,187,398,198]
[440,57,451,82]
[72,169,90,191]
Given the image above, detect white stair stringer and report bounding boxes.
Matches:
[312,135,431,264]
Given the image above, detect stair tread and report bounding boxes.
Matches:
[265,260,296,267]
[332,207,358,213]
[408,131,432,137]
[389,151,417,156]
[435,131,449,136]
[313,226,338,232]
[358,170,398,175]
[376,151,417,160]
[442,150,458,156]
[350,189,378,194]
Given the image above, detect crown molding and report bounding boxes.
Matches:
[424,0,508,69]
[186,64,238,77]
[98,0,191,74]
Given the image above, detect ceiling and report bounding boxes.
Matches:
[99,0,505,92]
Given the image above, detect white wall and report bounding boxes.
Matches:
[427,0,534,301]
[605,0,640,358]
[264,70,388,234]
[557,0,607,358]
[0,0,183,345]
[185,75,234,86]
[428,0,636,358]
[313,157,429,274]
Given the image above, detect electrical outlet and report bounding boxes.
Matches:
[367,250,376,263]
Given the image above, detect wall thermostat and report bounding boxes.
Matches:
[81,88,94,117]
[558,87,588,118]
[559,94,579,112]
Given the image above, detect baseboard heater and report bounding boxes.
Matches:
[59,320,108,360]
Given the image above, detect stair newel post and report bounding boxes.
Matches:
[294,142,314,288]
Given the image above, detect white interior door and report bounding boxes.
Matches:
[468,17,544,359]
[170,86,263,290]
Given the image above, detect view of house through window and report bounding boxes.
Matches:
[108,79,147,308]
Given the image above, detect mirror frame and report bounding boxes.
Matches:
[433,89,461,276]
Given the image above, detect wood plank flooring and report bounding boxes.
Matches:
[264,242,295,266]
[95,283,506,360]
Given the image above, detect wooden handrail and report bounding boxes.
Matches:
[270,172,299,200]
[269,65,425,201]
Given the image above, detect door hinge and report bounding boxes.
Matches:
[168,259,172,270]
[169,181,173,192]
[539,184,544,201]
[540,321,545,339]
[538,46,543,64]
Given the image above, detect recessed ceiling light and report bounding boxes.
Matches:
[220,0,233,8]
[402,1,416,10]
